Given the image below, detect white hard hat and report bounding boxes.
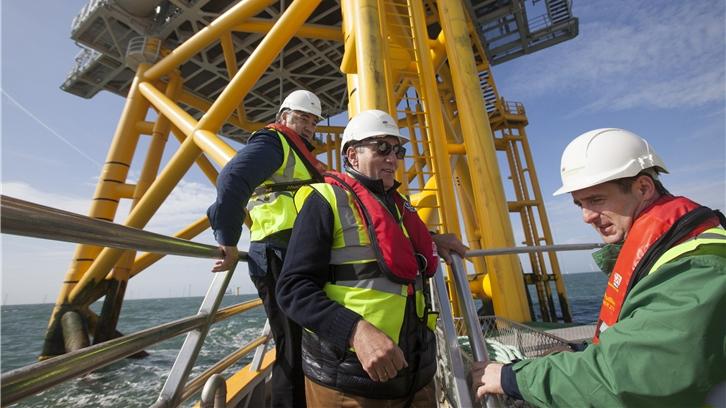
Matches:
[279,90,322,119]
[553,128,668,196]
[341,109,408,155]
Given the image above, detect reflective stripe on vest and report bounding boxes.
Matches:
[294,182,430,344]
[247,130,314,241]
[649,227,726,275]
[295,183,372,259]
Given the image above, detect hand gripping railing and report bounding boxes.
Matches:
[433,255,503,408]
[0,195,268,407]
[431,265,477,407]
[440,245,604,408]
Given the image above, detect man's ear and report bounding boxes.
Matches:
[635,174,657,200]
[346,146,358,168]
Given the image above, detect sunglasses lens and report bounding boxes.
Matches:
[376,141,392,155]
[376,141,406,159]
[361,140,405,159]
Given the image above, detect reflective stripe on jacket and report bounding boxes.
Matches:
[649,227,726,274]
[295,183,434,343]
[246,130,315,241]
[295,182,438,399]
[512,227,726,407]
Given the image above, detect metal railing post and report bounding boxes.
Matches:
[201,374,227,408]
[153,264,238,407]
[448,254,504,408]
[250,320,272,372]
[431,265,475,408]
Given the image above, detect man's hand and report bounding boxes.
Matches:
[350,320,407,382]
[212,245,239,272]
[432,233,468,264]
[471,361,505,400]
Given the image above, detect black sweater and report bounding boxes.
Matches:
[275,170,400,355]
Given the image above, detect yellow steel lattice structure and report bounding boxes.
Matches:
[44,0,575,359]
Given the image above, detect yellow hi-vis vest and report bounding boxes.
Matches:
[648,226,726,408]
[295,183,435,346]
[649,227,726,274]
[246,130,316,242]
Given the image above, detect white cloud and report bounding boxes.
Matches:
[2,181,92,214]
[1,180,256,304]
[2,179,218,237]
[500,0,725,112]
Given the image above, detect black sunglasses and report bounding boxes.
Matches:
[357,139,406,159]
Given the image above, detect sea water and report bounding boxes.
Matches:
[1,272,607,407]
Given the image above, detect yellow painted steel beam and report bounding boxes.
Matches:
[139,82,234,168]
[43,65,154,357]
[517,126,571,320]
[350,0,389,111]
[220,31,248,127]
[437,0,530,321]
[169,125,219,185]
[113,183,137,199]
[235,18,343,42]
[69,134,204,304]
[197,0,323,133]
[134,72,182,202]
[340,29,356,74]
[408,0,460,235]
[105,73,182,285]
[70,1,323,304]
[377,0,406,114]
[136,120,155,135]
[177,90,264,131]
[47,65,150,316]
[219,350,275,407]
[447,143,465,154]
[143,0,276,81]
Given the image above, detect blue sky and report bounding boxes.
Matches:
[1,1,724,305]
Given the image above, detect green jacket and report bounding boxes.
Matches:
[513,239,726,407]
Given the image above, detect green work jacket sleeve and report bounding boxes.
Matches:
[512,248,726,408]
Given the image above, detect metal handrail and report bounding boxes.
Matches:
[0,195,247,261]
[0,299,262,406]
[180,334,269,403]
[465,243,604,258]
[0,194,261,406]
[432,266,476,408]
[447,255,503,408]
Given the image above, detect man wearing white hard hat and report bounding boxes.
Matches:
[473,129,726,407]
[277,109,466,407]
[207,90,325,407]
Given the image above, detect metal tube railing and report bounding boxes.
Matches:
[0,195,247,261]
[0,195,262,406]
[0,298,260,406]
[450,255,490,363]
[180,334,269,403]
[154,263,238,407]
[447,254,504,408]
[465,243,604,258]
[1,300,262,406]
[432,265,476,408]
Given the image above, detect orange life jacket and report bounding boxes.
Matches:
[323,171,438,286]
[266,123,327,176]
[593,195,720,343]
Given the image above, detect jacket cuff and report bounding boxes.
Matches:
[213,228,241,247]
[324,308,362,354]
[501,363,524,400]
